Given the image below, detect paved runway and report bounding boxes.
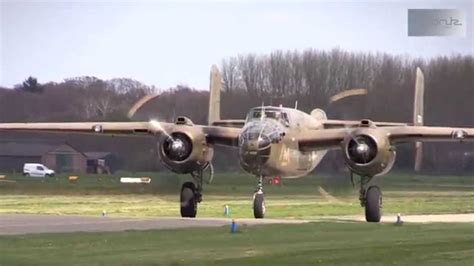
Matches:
[0,214,308,235]
[332,213,474,223]
[1,213,472,235]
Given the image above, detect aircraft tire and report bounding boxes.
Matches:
[253,192,265,219]
[365,186,382,222]
[180,182,197,218]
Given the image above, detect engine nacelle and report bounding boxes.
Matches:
[342,127,396,177]
[158,119,213,174]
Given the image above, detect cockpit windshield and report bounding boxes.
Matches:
[247,108,290,127]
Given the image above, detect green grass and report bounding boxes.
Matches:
[1,191,472,218]
[2,171,472,195]
[1,222,473,265]
[0,172,472,218]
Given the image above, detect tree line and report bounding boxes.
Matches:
[220,49,473,127]
[0,76,156,122]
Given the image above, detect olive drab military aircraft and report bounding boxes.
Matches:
[1,66,473,222]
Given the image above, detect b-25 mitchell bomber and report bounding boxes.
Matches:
[1,66,472,222]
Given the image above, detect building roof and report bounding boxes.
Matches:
[0,142,57,156]
[83,152,112,160]
[0,141,111,159]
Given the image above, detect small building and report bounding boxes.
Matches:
[84,152,116,174]
[0,141,116,174]
[42,143,87,173]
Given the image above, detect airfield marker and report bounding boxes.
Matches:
[395,213,403,225]
[120,177,151,184]
[231,219,237,233]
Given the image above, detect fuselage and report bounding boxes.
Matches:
[238,106,328,178]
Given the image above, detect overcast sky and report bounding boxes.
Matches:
[1,0,472,89]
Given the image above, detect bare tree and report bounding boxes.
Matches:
[221,58,242,93]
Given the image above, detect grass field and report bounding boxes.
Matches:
[0,172,473,218]
[1,173,473,265]
[1,222,473,265]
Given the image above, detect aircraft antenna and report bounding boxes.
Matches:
[294,101,298,110]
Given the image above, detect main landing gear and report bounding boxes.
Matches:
[357,175,382,222]
[180,169,203,218]
[253,176,266,219]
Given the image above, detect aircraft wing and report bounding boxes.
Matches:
[201,126,241,147]
[298,126,474,152]
[387,126,474,143]
[298,128,348,152]
[0,121,241,147]
[0,122,155,134]
[211,119,246,128]
[322,120,407,128]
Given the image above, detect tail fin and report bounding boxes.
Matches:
[413,67,425,172]
[208,65,222,125]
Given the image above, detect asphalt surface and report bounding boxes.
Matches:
[1,213,472,235]
[0,214,308,235]
[332,213,474,223]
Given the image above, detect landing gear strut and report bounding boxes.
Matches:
[253,176,266,219]
[180,169,203,218]
[358,175,382,222]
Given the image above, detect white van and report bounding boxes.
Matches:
[23,163,55,178]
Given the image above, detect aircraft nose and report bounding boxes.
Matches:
[240,121,280,150]
[240,139,271,169]
[245,134,271,151]
[240,130,273,170]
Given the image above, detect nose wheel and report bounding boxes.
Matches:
[253,176,266,219]
[253,192,266,218]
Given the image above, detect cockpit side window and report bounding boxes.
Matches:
[252,111,262,119]
[280,112,290,127]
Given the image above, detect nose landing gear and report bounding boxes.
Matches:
[253,176,266,219]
